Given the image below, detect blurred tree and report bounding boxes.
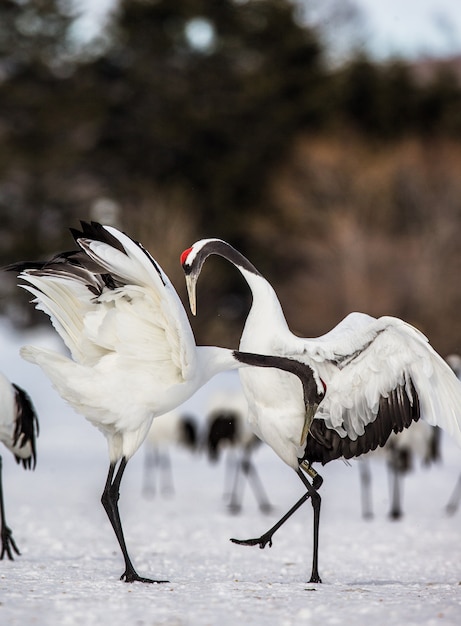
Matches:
[76,0,329,243]
[334,56,418,137]
[0,0,74,69]
[417,67,461,136]
[334,54,461,139]
[0,0,79,262]
[297,0,368,64]
[333,56,383,134]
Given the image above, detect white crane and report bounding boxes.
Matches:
[358,421,441,520]
[142,410,198,498]
[0,372,39,560]
[206,388,272,514]
[8,222,321,584]
[181,238,461,583]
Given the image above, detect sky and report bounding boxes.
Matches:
[73,0,461,61]
[353,0,461,59]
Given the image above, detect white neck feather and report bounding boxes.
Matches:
[194,346,241,383]
[239,268,290,333]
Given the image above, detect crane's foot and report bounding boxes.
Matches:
[228,503,242,515]
[312,475,323,490]
[259,503,275,514]
[230,533,273,549]
[308,572,322,584]
[120,568,169,584]
[0,526,21,560]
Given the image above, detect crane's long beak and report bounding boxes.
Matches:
[300,403,319,446]
[185,273,197,316]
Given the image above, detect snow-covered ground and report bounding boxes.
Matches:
[0,317,460,626]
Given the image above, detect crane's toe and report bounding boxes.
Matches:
[0,526,21,560]
[308,573,322,584]
[120,569,169,584]
[230,534,273,549]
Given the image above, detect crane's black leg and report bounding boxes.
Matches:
[0,456,21,560]
[359,458,374,519]
[101,458,168,583]
[296,467,322,583]
[228,450,272,514]
[159,450,175,496]
[228,452,244,514]
[388,462,403,520]
[446,473,461,516]
[223,451,238,502]
[242,453,273,513]
[231,489,311,548]
[230,462,323,582]
[142,446,157,498]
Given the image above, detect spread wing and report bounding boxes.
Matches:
[291,313,461,454]
[11,222,197,385]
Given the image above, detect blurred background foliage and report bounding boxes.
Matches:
[0,0,460,354]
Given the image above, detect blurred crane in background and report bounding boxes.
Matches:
[142,410,198,498]
[358,421,441,520]
[206,387,273,514]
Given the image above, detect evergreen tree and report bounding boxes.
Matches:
[76,0,328,239]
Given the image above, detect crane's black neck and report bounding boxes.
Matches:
[186,240,262,278]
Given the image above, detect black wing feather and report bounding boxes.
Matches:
[12,384,39,470]
[303,379,420,465]
[70,221,126,254]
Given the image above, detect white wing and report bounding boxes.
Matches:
[18,225,197,385]
[18,268,103,364]
[290,314,461,447]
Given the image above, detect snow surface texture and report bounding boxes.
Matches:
[0,317,460,625]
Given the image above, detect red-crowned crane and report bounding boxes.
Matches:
[181,238,461,583]
[206,387,273,514]
[142,410,198,498]
[0,372,39,560]
[358,420,440,520]
[7,222,322,583]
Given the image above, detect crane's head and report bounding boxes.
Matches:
[181,238,262,316]
[180,239,224,316]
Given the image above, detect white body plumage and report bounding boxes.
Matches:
[17,227,251,463]
[0,373,23,458]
